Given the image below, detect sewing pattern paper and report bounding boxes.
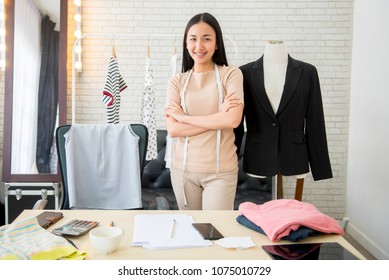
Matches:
[0,217,86,260]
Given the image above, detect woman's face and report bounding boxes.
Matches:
[186,21,217,71]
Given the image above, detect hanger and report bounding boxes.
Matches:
[147,35,150,59]
[173,35,177,55]
[268,40,284,45]
[112,36,117,58]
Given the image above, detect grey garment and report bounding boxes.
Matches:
[64,124,142,209]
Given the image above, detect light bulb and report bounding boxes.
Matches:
[74,14,81,22]
[75,61,82,70]
[74,29,82,38]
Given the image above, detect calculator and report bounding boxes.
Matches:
[52,219,99,236]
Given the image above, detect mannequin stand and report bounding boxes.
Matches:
[274,172,304,201]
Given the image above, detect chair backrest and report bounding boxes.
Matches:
[56,124,148,209]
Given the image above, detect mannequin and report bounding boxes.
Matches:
[248,41,306,199]
[263,40,288,114]
[264,40,306,175]
[249,41,306,178]
[237,40,332,200]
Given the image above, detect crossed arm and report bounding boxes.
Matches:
[165,92,243,138]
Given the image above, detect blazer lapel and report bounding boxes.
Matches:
[251,56,276,118]
[276,55,302,115]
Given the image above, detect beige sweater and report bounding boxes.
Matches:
[166,65,244,173]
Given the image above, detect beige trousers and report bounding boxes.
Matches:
[170,166,238,210]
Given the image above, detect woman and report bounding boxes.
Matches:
[165,12,244,210]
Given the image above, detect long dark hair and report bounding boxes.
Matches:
[182,13,228,72]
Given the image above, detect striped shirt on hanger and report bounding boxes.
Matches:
[102,56,127,124]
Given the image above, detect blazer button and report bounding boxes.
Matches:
[272,122,277,127]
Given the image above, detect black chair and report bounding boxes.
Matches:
[55,124,148,210]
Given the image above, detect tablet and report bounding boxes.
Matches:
[262,242,360,260]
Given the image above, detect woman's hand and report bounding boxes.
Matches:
[165,100,187,123]
[221,92,242,112]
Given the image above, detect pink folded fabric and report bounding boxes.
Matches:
[239,199,344,242]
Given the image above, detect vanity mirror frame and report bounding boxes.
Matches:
[2,0,68,182]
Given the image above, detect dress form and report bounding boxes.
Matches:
[251,40,306,200]
[246,40,289,179]
[264,40,306,179]
[263,40,288,114]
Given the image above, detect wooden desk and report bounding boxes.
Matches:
[14,210,366,260]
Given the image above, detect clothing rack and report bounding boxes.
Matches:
[71,33,239,123]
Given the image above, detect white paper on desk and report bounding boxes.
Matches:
[132,214,212,250]
[215,236,256,250]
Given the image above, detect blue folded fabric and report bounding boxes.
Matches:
[236,214,318,242]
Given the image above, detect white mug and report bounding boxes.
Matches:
[89,226,124,254]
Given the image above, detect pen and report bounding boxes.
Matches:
[64,237,78,249]
[52,232,78,249]
[170,219,176,238]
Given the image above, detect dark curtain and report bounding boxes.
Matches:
[36,16,59,173]
[0,202,4,226]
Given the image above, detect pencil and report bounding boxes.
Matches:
[170,219,176,238]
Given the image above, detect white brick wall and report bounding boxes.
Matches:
[0,0,354,219]
[66,0,353,219]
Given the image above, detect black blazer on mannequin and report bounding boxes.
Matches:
[235,55,332,181]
